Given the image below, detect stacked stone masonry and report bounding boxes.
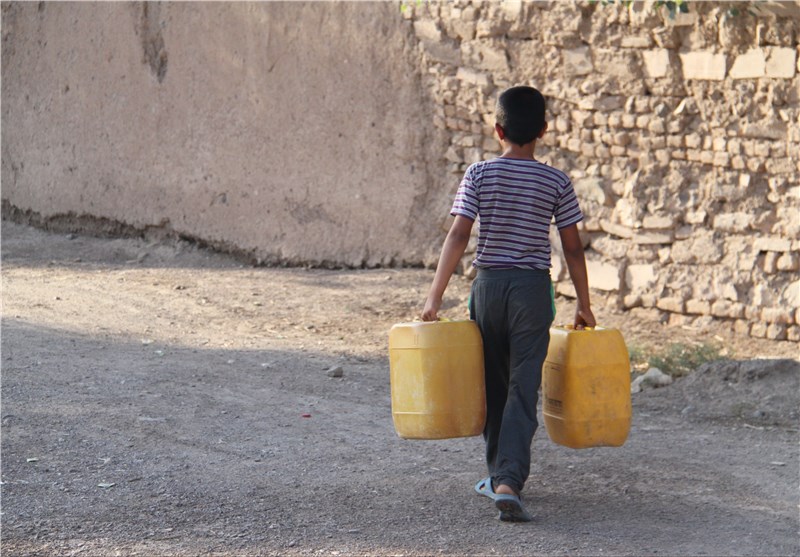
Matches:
[405,0,799,341]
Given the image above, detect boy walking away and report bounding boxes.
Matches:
[422,86,596,522]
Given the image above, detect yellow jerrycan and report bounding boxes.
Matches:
[389,320,486,439]
[542,326,631,449]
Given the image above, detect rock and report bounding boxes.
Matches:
[421,41,461,66]
[754,237,791,252]
[455,67,490,89]
[766,323,787,341]
[679,51,726,80]
[738,121,787,140]
[713,212,754,233]
[600,220,634,240]
[765,47,797,78]
[476,17,510,39]
[591,236,628,259]
[642,215,674,229]
[631,367,673,393]
[782,280,800,307]
[621,35,652,48]
[656,297,684,313]
[671,231,724,264]
[685,299,710,315]
[573,177,606,205]
[326,366,344,378]
[563,47,593,76]
[444,146,462,163]
[625,264,656,293]
[729,49,765,79]
[643,367,673,386]
[579,95,625,111]
[749,322,768,338]
[413,20,441,44]
[761,308,794,325]
[710,300,744,319]
[672,97,699,116]
[472,43,509,72]
[685,210,707,225]
[586,259,621,292]
[500,0,523,19]
[633,232,673,245]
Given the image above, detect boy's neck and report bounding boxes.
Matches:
[500,140,537,160]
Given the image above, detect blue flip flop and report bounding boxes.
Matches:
[474,476,498,500]
[494,493,533,522]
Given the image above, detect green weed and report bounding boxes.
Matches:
[627,340,727,377]
[647,342,726,377]
[627,344,649,371]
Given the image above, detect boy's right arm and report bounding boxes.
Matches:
[422,215,474,321]
[558,224,596,329]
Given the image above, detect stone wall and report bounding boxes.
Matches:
[404,1,799,341]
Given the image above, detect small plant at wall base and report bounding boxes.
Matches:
[648,342,726,377]
[628,343,650,372]
[628,341,728,377]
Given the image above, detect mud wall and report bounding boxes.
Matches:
[2,1,799,341]
[1,2,447,267]
[406,1,800,341]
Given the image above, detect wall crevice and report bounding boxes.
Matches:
[138,2,168,83]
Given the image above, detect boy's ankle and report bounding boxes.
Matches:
[495,483,517,496]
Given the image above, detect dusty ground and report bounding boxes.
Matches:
[2,220,799,556]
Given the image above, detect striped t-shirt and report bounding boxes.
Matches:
[451,157,583,270]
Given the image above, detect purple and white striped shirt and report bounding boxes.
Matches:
[451,158,583,270]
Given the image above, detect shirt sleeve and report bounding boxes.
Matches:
[553,177,584,229]
[450,164,479,221]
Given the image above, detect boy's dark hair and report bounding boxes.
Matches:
[495,86,546,146]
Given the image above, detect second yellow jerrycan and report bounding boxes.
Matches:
[389,320,486,440]
[542,326,631,449]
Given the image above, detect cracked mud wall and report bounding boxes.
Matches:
[1,2,448,267]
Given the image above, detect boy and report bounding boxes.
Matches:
[421,86,596,522]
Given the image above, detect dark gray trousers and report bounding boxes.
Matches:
[470,268,553,494]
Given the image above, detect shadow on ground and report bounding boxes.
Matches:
[3,319,798,556]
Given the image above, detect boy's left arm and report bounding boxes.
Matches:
[422,215,474,321]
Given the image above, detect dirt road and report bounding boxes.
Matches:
[2,221,798,556]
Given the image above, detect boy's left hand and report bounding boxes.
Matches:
[421,296,441,321]
[574,307,596,330]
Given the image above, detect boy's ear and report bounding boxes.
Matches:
[495,123,506,141]
[538,120,548,139]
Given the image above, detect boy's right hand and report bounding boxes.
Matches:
[574,307,596,330]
